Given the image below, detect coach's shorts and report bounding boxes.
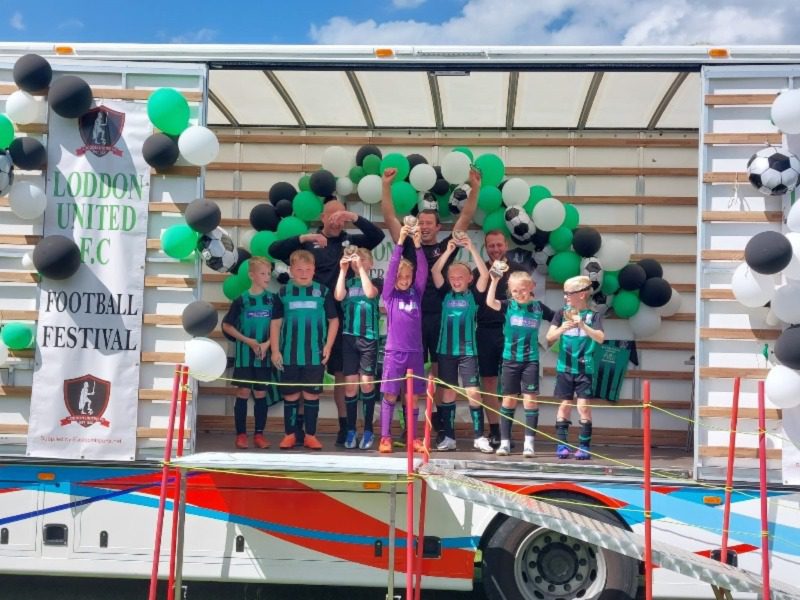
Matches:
[342,335,378,377]
[438,354,480,389]
[326,328,344,375]
[279,364,325,396]
[421,313,441,364]
[476,325,504,377]
[380,350,427,396]
[553,372,594,401]
[500,360,540,396]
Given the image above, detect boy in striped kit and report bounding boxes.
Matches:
[431,235,491,453]
[486,270,555,457]
[334,247,382,449]
[270,250,339,450]
[221,257,276,450]
[546,275,605,460]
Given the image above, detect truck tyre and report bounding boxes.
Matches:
[482,501,638,600]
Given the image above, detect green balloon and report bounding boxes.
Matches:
[549,227,574,252]
[549,251,581,284]
[236,259,252,288]
[391,181,417,217]
[161,224,198,259]
[298,175,311,191]
[478,186,502,213]
[601,271,620,295]
[0,115,14,150]
[563,203,580,230]
[362,154,381,175]
[380,153,410,181]
[223,274,248,300]
[526,185,552,213]
[250,230,277,259]
[474,154,505,187]
[436,193,452,221]
[482,209,508,236]
[349,166,365,184]
[453,146,474,162]
[613,290,641,318]
[276,216,308,240]
[1,321,35,350]
[147,88,190,136]
[293,191,323,223]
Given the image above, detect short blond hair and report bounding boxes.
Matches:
[564,275,592,293]
[355,248,373,264]
[508,271,533,287]
[248,256,271,273]
[290,249,315,266]
[447,261,472,277]
[397,258,414,274]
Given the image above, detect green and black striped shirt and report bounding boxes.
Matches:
[553,308,604,375]
[273,281,338,366]
[222,291,276,368]
[436,287,483,357]
[342,277,382,340]
[499,299,555,363]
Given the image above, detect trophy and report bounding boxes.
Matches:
[452,229,468,242]
[564,306,581,325]
[404,215,418,235]
[343,243,357,261]
[489,259,509,278]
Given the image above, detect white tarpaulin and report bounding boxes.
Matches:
[27,100,151,460]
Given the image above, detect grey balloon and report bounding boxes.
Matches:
[181,301,219,337]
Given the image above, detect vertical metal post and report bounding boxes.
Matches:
[643,380,653,600]
[168,365,190,600]
[413,376,435,600]
[405,369,415,600]
[174,469,188,599]
[721,377,740,562]
[387,476,397,600]
[757,380,771,600]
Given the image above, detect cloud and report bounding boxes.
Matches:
[167,28,218,44]
[310,0,800,45]
[392,0,427,8]
[10,11,24,31]
[58,18,85,30]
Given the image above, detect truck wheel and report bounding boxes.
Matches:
[482,502,638,600]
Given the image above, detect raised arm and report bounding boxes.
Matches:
[413,236,428,298]
[463,235,489,292]
[380,168,402,243]
[432,238,458,289]
[486,272,502,311]
[453,167,481,232]
[333,257,349,302]
[344,214,386,250]
[268,233,327,263]
[383,244,404,303]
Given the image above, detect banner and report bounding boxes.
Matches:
[27,100,151,460]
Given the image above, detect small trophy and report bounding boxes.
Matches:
[404,215,418,235]
[564,306,581,325]
[489,259,509,278]
[452,229,467,242]
[343,243,357,261]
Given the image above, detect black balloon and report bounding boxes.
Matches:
[276,271,290,285]
[181,301,218,337]
[618,263,647,291]
[309,169,336,198]
[572,227,602,258]
[356,145,382,166]
[232,248,251,275]
[269,181,297,205]
[13,54,52,93]
[406,153,428,173]
[250,203,279,231]
[184,199,221,234]
[142,133,179,169]
[48,76,93,119]
[9,137,46,170]
[531,228,550,250]
[639,277,672,308]
[275,199,293,218]
[745,231,793,275]
[431,178,450,195]
[32,235,81,280]
[638,258,664,279]
[776,326,800,370]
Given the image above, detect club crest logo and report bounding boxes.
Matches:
[77,106,125,157]
[61,374,111,428]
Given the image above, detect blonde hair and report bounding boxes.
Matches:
[355,248,373,264]
[447,261,472,277]
[564,275,592,293]
[290,249,315,266]
[508,271,533,287]
[248,256,272,273]
[397,258,414,274]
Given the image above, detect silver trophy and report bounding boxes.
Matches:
[404,215,418,235]
[452,229,468,242]
[343,243,357,261]
[489,259,509,278]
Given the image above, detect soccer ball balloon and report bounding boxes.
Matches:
[581,256,604,291]
[419,191,438,212]
[0,151,14,197]
[448,184,470,215]
[504,206,535,244]
[747,146,800,196]
[198,227,238,273]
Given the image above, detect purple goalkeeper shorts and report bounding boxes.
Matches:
[381,350,427,396]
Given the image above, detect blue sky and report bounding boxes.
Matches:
[3,0,799,45]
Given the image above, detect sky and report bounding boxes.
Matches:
[2,0,800,46]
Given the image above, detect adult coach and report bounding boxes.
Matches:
[269,198,385,445]
[381,167,479,439]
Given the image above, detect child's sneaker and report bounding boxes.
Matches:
[523,440,535,458]
[344,430,358,449]
[412,438,426,453]
[574,446,592,460]
[303,434,323,450]
[378,437,393,454]
[279,433,296,450]
[235,434,248,450]
[495,442,511,456]
[473,437,493,454]
[488,433,501,449]
[556,444,571,459]
[253,433,270,449]
[436,436,457,452]
[359,431,375,450]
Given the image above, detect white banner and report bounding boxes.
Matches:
[27,100,152,460]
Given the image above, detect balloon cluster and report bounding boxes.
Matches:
[181,301,227,382]
[143,88,220,168]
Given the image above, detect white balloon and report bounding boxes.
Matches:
[185,337,227,382]
[178,126,219,166]
[765,309,783,327]
[629,305,662,339]
[335,176,354,197]
[783,232,800,280]
[321,146,353,177]
[0,342,8,367]
[771,282,800,324]
[357,174,383,205]
[765,365,800,409]
[730,262,775,308]
[788,201,800,233]
[9,181,47,220]
[409,163,436,191]
[531,197,565,231]
[595,238,632,272]
[238,228,256,251]
[502,178,529,207]
[656,288,682,317]
[21,251,34,269]
[771,89,800,135]
[440,151,471,185]
[6,90,42,124]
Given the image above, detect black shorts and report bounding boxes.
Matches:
[326,328,344,375]
[501,360,540,396]
[279,364,325,396]
[438,354,480,388]
[342,335,378,377]
[476,325,504,377]
[421,313,441,364]
[232,364,273,392]
[554,372,594,400]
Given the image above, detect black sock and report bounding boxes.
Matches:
[234,397,248,435]
[305,400,320,436]
[284,402,298,435]
[296,414,304,437]
[440,403,456,439]
[345,394,358,431]
[579,419,592,449]
[469,407,484,439]
[432,410,442,432]
[338,416,347,433]
[253,395,268,434]
[361,389,377,433]
[556,419,570,444]
[524,409,539,440]
[499,406,515,443]
[489,422,500,439]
